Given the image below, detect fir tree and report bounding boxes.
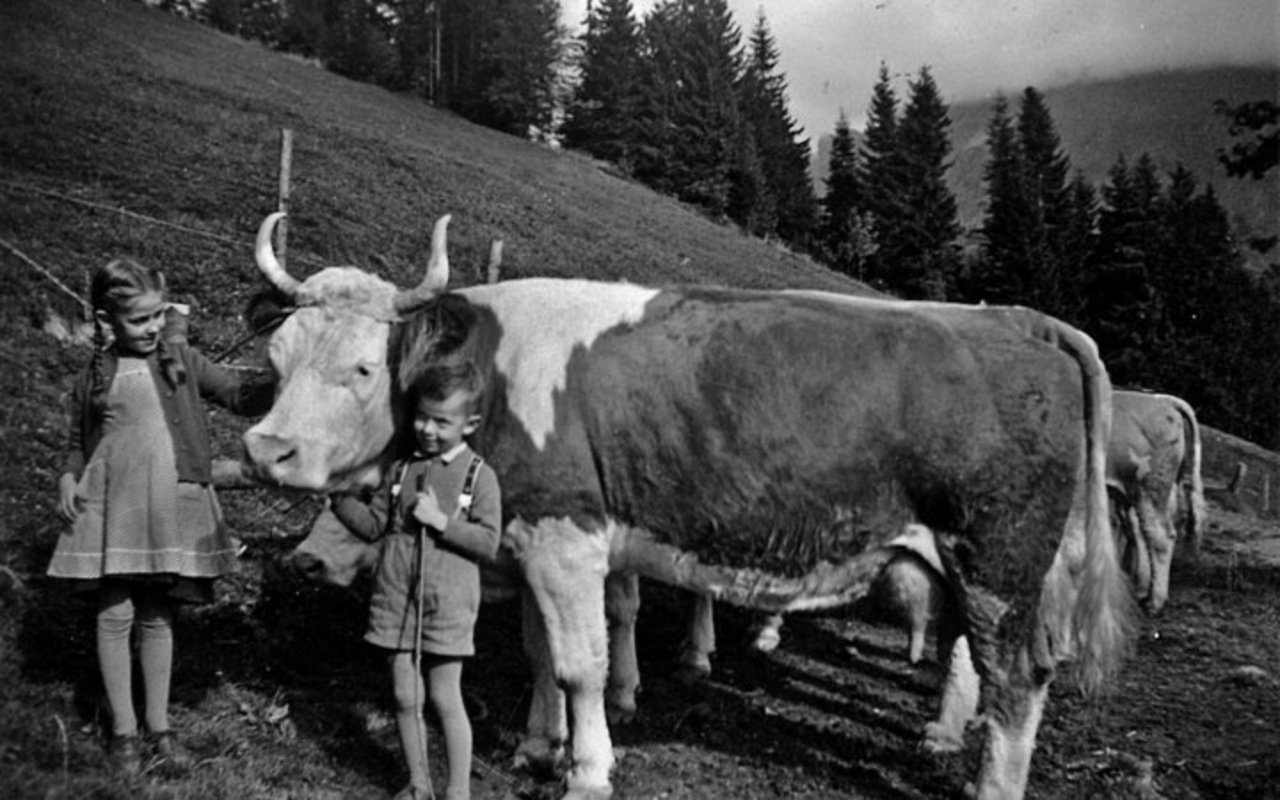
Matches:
[973,94,1028,304]
[562,0,644,164]
[1015,86,1074,317]
[633,0,744,218]
[858,63,905,291]
[819,111,875,279]
[736,10,815,247]
[892,66,960,299]
[1058,171,1098,324]
[1085,153,1163,386]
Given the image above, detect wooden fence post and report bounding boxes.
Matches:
[276,128,293,268]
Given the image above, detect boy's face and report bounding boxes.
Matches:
[412,389,479,457]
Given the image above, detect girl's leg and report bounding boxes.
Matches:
[96,580,137,736]
[427,657,471,800]
[390,651,430,794]
[134,587,175,734]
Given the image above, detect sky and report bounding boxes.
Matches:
[560,0,1279,141]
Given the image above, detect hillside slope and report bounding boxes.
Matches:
[0,0,862,344]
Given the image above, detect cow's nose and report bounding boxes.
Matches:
[243,431,298,470]
[289,551,324,580]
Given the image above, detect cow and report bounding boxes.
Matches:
[242,211,1132,800]
[1108,389,1206,613]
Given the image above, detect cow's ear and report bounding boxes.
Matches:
[244,288,291,331]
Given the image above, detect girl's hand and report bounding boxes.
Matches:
[411,487,449,534]
[57,473,83,522]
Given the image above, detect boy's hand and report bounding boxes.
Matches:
[57,473,83,523]
[411,487,449,534]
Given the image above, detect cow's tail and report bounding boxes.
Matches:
[1167,395,1206,559]
[1057,324,1136,693]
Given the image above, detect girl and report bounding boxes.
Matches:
[51,258,274,775]
[332,361,501,800]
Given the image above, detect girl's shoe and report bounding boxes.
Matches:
[150,730,193,768]
[107,733,141,776]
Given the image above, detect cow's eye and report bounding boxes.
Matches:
[356,364,373,378]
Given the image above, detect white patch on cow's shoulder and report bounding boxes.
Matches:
[461,279,660,449]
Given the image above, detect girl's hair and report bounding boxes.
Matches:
[89,258,185,411]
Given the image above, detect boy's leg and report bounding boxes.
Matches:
[390,651,431,793]
[427,657,470,800]
[135,588,175,734]
[97,580,138,736]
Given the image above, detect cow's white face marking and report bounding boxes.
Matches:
[245,267,402,490]
[462,279,660,449]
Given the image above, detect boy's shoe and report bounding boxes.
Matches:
[150,730,193,768]
[107,733,141,776]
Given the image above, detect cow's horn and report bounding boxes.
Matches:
[255,212,301,297]
[393,214,451,314]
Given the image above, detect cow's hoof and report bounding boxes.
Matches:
[672,661,710,687]
[605,699,637,726]
[512,739,566,779]
[922,722,965,754]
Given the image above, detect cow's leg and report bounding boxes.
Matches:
[924,608,978,753]
[511,518,615,800]
[961,584,1055,800]
[1137,492,1176,614]
[1123,500,1152,604]
[674,592,715,683]
[972,679,1049,800]
[604,572,640,723]
[515,586,568,773]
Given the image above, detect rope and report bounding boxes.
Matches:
[0,179,332,268]
[0,235,91,313]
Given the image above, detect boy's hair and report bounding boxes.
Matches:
[88,258,185,411]
[411,360,485,416]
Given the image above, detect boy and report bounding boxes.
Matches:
[332,361,501,800]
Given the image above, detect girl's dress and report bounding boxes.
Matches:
[46,357,235,601]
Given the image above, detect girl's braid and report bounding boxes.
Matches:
[89,316,109,414]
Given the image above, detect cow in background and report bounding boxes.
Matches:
[1108,389,1206,613]
[243,211,1132,800]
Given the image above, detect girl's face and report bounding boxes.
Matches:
[412,389,479,457]
[99,291,167,357]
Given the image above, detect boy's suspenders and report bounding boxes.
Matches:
[457,455,484,517]
[392,455,484,517]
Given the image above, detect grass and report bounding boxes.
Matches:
[0,1,872,796]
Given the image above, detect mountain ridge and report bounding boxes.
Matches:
[812,66,1278,263]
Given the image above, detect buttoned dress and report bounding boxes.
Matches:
[48,344,274,601]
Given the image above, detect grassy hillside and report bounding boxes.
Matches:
[0,2,865,796]
[0,0,861,327]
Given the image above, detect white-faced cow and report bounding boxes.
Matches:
[243,212,1132,800]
